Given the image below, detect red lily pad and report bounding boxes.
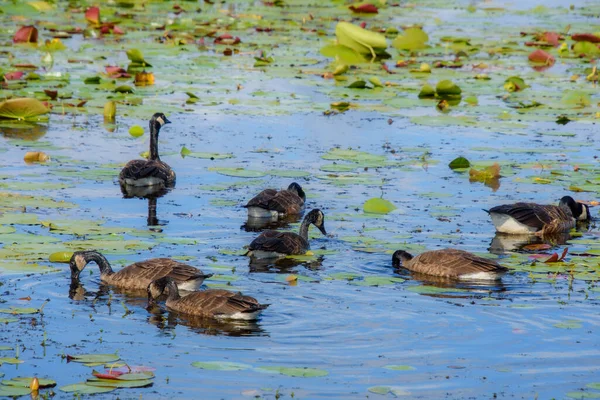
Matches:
[13,26,38,43]
[572,33,600,43]
[349,3,378,13]
[92,370,124,380]
[543,248,568,263]
[4,71,24,80]
[528,49,555,65]
[44,90,58,100]
[105,66,130,78]
[85,6,101,25]
[214,34,241,45]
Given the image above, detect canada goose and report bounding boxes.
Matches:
[244,182,306,218]
[392,248,508,280]
[246,208,327,258]
[147,277,268,320]
[69,250,213,291]
[119,113,176,188]
[485,196,589,235]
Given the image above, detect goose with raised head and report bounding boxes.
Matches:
[244,182,306,218]
[246,208,327,258]
[119,113,176,188]
[485,196,589,235]
[392,248,508,280]
[69,250,212,291]
[147,277,269,320]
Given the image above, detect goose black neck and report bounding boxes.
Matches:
[165,279,181,302]
[86,251,114,276]
[149,120,161,161]
[299,216,311,240]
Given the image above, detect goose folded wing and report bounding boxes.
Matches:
[249,231,306,254]
[268,191,304,214]
[244,189,277,208]
[415,250,505,276]
[120,160,171,181]
[490,203,548,230]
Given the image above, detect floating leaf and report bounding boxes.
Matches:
[418,84,435,98]
[129,125,144,138]
[13,26,38,43]
[256,366,328,377]
[449,156,470,169]
[126,49,152,67]
[85,6,100,25]
[320,45,366,65]
[86,378,154,388]
[103,101,116,119]
[469,163,500,182]
[573,41,600,57]
[368,386,391,395]
[0,98,49,120]
[504,76,528,92]
[134,71,154,86]
[335,22,387,58]
[554,320,582,329]
[0,307,40,315]
[60,383,115,394]
[66,353,120,364]
[384,365,415,371]
[191,361,252,371]
[0,386,31,397]
[528,49,555,65]
[180,146,233,159]
[24,151,50,163]
[436,80,461,96]
[363,198,397,214]
[0,357,24,364]
[348,80,367,89]
[349,3,378,13]
[3,377,56,388]
[351,276,405,286]
[49,251,73,263]
[208,167,266,178]
[393,27,429,51]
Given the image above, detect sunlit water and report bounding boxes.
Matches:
[1,110,599,399]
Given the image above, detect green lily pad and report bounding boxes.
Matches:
[351,276,405,286]
[363,198,397,214]
[0,357,24,364]
[208,167,266,178]
[256,366,328,378]
[406,285,468,294]
[67,353,120,364]
[553,320,582,329]
[335,22,387,57]
[384,365,415,371]
[0,307,40,315]
[0,98,49,120]
[0,386,31,397]
[566,392,600,399]
[3,377,57,388]
[60,383,116,394]
[449,157,470,169]
[191,361,252,371]
[181,146,234,159]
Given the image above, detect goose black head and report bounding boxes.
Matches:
[287,182,306,202]
[150,112,171,132]
[392,250,413,268]
[559,196,589,221]
[69,250,92,280]
[306,208,326,235]
[146,277,171,307]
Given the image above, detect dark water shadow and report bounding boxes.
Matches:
[488,232,571,255]
[248,255,324,273]
[241,214,302,232]
[146,306,267,337]
[0,122,48,141]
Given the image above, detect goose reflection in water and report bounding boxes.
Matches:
[248,255,324,274]
[241,214,301,233]
[146,307,267,337]
[488,232,572,255]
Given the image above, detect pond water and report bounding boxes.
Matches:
[1,0,600,399]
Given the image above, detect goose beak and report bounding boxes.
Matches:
[318,225,327,236]
[163,116,171,124]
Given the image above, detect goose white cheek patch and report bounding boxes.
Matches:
[156,116,165,126]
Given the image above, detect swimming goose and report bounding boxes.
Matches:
[486,196,589,235]
[392,249,508,280]
[246,208,327,258]
[147,277,268,320]
[69,250,212,291]
[119,113,176,188]
[244,182,306,218]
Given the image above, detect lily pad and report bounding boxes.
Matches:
[256,366,328,378]
[208,167,266,178]
[3,377,56,388]
[363,198,397,214]
[67,353,120,364]
[60,383,116,394]
[384,365,415,371]
[191,361,252,371]
[181,147,234,159]
[0,98,49,120]
[0,386,32,397]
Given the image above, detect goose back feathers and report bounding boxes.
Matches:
[244,182,306,218]
[486,196,588,235]
[69,250,212,291]
[392,249,508,280]
[147,277,268,320]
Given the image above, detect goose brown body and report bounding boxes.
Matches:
[147,277,268,320]
[119,113,176,188]
[69,251,212,291]
[392,249,508,280]
[244,182,305,218]
[247,209,326,258]
[486,196,587,235]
